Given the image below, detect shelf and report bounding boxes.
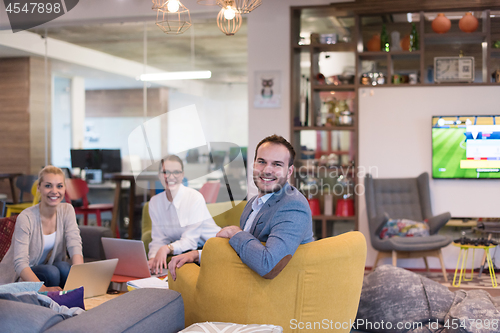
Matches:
[293,126,355,131]
[310,42,357,52]
[423,32,487,45]
[357,82,500,88]
[359,50,421,57]
[312,84,356,91]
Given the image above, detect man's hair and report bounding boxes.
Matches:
[38,165,65,184]
[159,155,184,173]
[254,134,295,167]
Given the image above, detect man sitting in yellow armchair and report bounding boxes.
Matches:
[168,134,314,280]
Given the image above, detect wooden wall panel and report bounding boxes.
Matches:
[0,58,30,201]
[86,88,168,118]
[0,57,51,201]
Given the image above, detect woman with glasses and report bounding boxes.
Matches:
[148,155,220,274]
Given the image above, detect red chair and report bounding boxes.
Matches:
[198,181,221,204]
[65,178,119,237]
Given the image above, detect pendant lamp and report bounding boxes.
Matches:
[156,0,192,34]
[217,0,242,36]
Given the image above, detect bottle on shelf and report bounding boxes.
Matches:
[380,24,390,52]
[409,22,419,51]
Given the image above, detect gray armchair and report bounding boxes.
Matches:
[364,172,452,281]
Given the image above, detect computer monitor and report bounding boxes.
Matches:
[101,149,122,173]
[70,149,102,170]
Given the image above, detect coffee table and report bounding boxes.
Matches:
[84,291,126,310]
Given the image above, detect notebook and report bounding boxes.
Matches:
[101,238,167,282]
[64,258,118,298]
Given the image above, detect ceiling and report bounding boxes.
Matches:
[25,11,248,89]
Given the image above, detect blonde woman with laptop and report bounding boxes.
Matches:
[148,155,220,275]
[0,166,83,291]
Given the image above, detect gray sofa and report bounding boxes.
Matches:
[79,225,112,262]
[0,288,185,333]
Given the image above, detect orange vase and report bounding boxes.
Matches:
[459,12,478,33]
[400,34,411,51]
[432,13,451,34]
[366,34,381,52]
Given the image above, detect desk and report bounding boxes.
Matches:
[106,173,159,239]
[0,173,22,204]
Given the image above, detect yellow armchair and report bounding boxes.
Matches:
[169,231,367,332]
[141,200,247,254]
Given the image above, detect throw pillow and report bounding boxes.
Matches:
[0,215,18,261]
[39,286,85,310]
[379,218,430,239]
[0,282,44,294]
[180,322,283,333]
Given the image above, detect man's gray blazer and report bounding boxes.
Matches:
[228,182,314,278]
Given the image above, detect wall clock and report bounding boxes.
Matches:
[434,56,475,83]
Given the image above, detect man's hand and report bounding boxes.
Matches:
[216,226,243,239]
[168,250,199,281]
[39,285,62,292]
[148,244,171,274]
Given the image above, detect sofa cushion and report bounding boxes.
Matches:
[0,296,65,333]
[0,215,17,261]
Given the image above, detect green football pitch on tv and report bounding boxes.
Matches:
[432,128,500,179]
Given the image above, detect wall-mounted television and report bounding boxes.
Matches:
[432,115,500,179]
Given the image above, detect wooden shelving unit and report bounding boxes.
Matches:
[291,3,500,240]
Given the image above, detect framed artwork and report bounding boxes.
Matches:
[254,70,281,108]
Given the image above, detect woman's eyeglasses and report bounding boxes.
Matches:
[161,170,183,176]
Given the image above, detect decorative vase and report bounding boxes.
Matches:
[400,34,411,51]
[432,13,451,34]
[366,34,381,52]
[459,12,478,33]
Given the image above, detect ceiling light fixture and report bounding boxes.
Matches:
[151,0,165,10]
[153,0,259,35]
[217,1,242,36]
[155,0,192,34]
[196,0,220,5]
[227,0,261,14]
[139,71,212,81]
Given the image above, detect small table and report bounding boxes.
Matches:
[0,173,22,204]
[84,291,126,310]
[452,242,497,288]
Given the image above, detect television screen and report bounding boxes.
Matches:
[432,115,500,179]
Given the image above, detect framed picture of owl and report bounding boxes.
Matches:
[254,70,281,108]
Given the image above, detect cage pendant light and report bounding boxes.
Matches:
[156,0,192,34]
[231,0,261,14]
[152,0,163,10]
[196,0,220,5]
[217,1,242,36]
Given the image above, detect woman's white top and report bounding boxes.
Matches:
[148,184,221,258]
[38,232,56,265]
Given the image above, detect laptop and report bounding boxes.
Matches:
[64,258,118,298]
[101,238,167,282]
